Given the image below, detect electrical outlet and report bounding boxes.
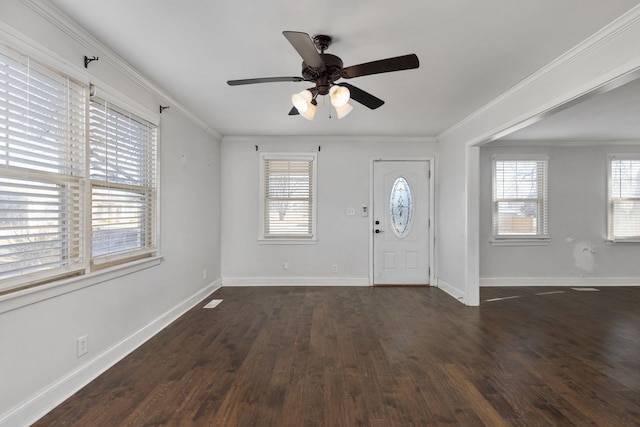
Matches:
[283,260,289,270]
[332,264,338,273]
[346,208,355,216]
[77,335,88,357]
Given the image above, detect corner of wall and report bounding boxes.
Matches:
[0,282,220,427]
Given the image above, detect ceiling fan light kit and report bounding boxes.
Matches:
[329,85,350,107]
[334,102,353,119]
[292,89,313,112]
[300,101,317,121]
[227,31,419,121]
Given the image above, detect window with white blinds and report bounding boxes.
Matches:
[89,98,157,260]
[0,45,86,289]
[609,156,640,241]
[493,157,549,239]
[261,153,316,240]
[0,42,159,293]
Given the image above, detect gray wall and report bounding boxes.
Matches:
[0,2,221,425]
[221,136,437,285]
[479,144,640,285]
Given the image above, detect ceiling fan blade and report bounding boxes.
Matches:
[288,107,299,116]
[342,54,419,79]
[282,31,325,70]
[227,76,304,86]
[340,82,384,109]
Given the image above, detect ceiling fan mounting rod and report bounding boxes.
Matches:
[316,75,331,96]
[226,30,420,115]
[301,52,343,95]
[313,34,332,53]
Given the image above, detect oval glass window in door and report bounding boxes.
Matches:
[389,177,413,238]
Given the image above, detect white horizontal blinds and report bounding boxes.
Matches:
[264,158,313,237]
[494,159,548,237]
[0,176,83,280]
[610,158,640,240]
[0,46,85,285]
[89,98,157,258]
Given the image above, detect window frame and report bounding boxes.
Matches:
[607,154,640,243]
[0,44,88,292]
[259,152,318,244]
[88,96,158,267]
[492,155,549,242]
[0,42,160,296]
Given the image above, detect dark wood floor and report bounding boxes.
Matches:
[36,286,640,426]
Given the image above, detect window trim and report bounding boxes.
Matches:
[607,154,640,243]
[0,42,160,295]
[259,152,318,244]
[0,45,88,293]
[0,255,162,311]
[88,96,159,265]
[492,154,549,242]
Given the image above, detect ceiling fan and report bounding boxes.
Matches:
[227,31,420,120]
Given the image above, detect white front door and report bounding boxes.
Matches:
[373,160,430,285]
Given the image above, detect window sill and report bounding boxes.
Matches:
[605,239,640,245]
[0,256,163,315]
[258,238,318,245]
[490,239,550,247]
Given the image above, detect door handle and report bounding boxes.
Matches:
[375,229,383,233]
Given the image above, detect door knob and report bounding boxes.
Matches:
[375,229,382,233]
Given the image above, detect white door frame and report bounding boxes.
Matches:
[369,157,435,286]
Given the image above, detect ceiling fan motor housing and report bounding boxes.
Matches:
[302,53,343,95]
[227,31,419,112]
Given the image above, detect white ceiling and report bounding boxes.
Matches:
[494,76,640,143]
[49,0,640,138]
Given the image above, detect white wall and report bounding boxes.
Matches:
[221,136,437,286]
[0,2,221,425]
[479,144,640,285]
[436,6,640,305]
[433,139,471,302]
[2,0,640,422]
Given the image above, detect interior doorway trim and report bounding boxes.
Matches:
[369,157,435,286]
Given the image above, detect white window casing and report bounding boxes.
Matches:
[0,42,159,294]
[608,155,640,242]
[260,153,317,243]
[89,97,158,265]
[492,155,549,240]
[0,45,86,292]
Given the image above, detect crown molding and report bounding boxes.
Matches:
[222,135,438,144]
[20,0,222,141]
[485,139,640,147]
[438,5,640,143]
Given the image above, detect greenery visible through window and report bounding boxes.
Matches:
[609,156,640,241]
[493,157,549,239]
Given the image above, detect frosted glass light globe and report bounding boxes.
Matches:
[291,90,313,112]
[329,85,350,107]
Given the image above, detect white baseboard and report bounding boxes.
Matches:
[222,276,369,287]
[433,277,466,304]
[480,277,640,287]
[1,279,222,427]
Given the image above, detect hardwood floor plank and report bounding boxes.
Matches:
[34,286,640,426]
